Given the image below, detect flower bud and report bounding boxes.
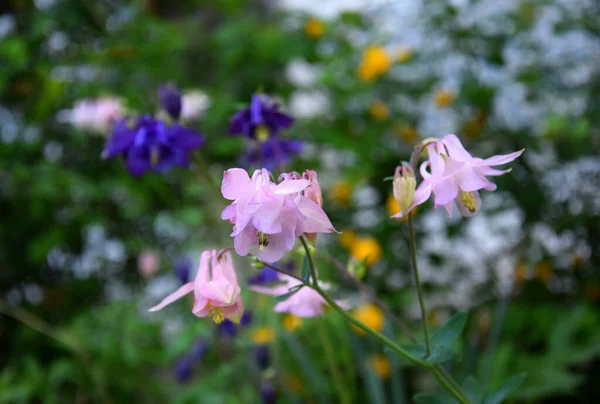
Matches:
[302,170,323,207]
[159,83,182,120]
[392,165,416,216]
[255,345,271,370]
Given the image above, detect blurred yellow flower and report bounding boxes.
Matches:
[535,260,553,283]
[251,327,275,344]
[330,181,353,206]
[369,355,391,379]
[285,373,304,392]
[369,101,389,121]
[393,124,419,144]
[339,229,357,249]
[514,262,528,284]
[353,303,384,334]
[396,45,413,63]
[434,89,455,108]
[350,237,382,267]
[283,314,303,331]
[304,18,325,39]
[357,46,392,82]
[388,194,418,221]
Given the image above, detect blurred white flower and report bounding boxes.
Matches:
[180,91,210,122]
[285,59,320,88]
[59,97,125,134]
[289,90,331,119]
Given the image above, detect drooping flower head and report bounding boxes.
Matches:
[240,138,303,170]
[229,94,294,141]
[392,134,523,218]
[102,115,204,176]
[149,250,244,324]
[221,168,336,263]
[159,83,182,120]
[250,274,349,317]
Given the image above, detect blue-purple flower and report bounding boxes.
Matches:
[249,268,280,286]
[174,256,192,284]
[229,94,294,141]
[218,311,253,337]
[240,138,303,170]
[255,345,271,370]
[159,83,182,120]
[174,356,193,383]
[102,116,204,176]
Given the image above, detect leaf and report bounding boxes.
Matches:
[383,176,394,181]
[462,376,482,404]
[427,345,458,364]
[275,284,304,302]
[402,344,427,359]
[430,312,468,349]
[413,392,457,404]
[301,255,310,282]
[483,373,527,404]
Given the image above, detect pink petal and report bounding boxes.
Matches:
[221,203,237,221]
[441,134,473,161]
[252,199,284,234]
[256,233,288,263]
[249,284,290,296]
[274,179,309,195]
[455,191,481,217]
[428,144,445,178]
[216,251,239,285]
[432,177,459,206]
[297,197,337,234]
[481,149,524,166]
[148,282,194,312]
[222,168,251,200]
[234,226,256,256]
[222,296,244,324]
[199,279,238,305]
[457,166,492,192]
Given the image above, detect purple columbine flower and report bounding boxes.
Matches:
[159,83,182,120]
[102,115,204,176]
[260,380,277,404]
[174,356,193,383]
[217,311,253,336]
[249,268,280,285]
[240,138,303,170]
[174,257,192,284]
[229,94,294,141]
[255,345,271,370]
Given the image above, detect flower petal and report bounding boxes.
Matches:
[234,226,256,257]
[482,149,524,166]
[222,168,252,200]
[149,282,194,312]
[274,179,310,195]
[297,197,337,234]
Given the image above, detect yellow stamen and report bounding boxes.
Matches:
[150,146,160,166]
[459,190,477,212]
[257,231,270,250]
[211,308,225,324]
[255,124,270,142]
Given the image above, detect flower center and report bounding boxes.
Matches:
[150,145,160,166]
[210,308,225,324]
[459,190,477,212]
[257,231,270,250]
[255,124,270,142]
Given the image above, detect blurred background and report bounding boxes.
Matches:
[1,0,599,402]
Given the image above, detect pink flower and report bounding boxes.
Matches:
[138,249,160,279]
[221,168,336,263]
[250,274,349,317]
[393,134,523,218]
[149,250,244,324]
[63,97,125,134]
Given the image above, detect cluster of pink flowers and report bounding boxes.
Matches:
[221,168,336,263]
[392,134,524,218]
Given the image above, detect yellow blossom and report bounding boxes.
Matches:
[251,327,275,344]
[357,46,392,82]
[339,229,357,249]
[369,101,389,121]
[396,45,413,63]
[535,260,553,283]
[434,89,455,108]
[282,314,303,331]
[393,124,419,144]
[330,181,353,206]
[353,303,384,335]
[350,237,382,267]
[369,355,391,379]
[304,18,325,39]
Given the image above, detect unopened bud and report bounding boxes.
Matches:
[392,165,416,216]
[251,256,265,269]
[347,257,367,280]
[302,170,323,207]
[158,83,182,120]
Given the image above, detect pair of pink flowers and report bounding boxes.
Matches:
[393,134,524,218]
[221,168,335,263]
[149,250,244,324]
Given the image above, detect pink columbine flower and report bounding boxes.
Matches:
[392,134,523,218]
[221,168,336,263]
[149,250,244,324]
[62,97,125,134]
[250,274,349,317]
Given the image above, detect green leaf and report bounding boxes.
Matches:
[301,255,310,282]
[430,312,468,349]
[383,176,394,181]
[402,344,427,359]
[275,284,304,302]
[413,392,456,404]
[462,376,482,404]
[427,345,458,364]
[483,374,527,404]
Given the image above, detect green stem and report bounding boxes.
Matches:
[315,320,352,404]
[407,213,431,356]
[298,236,471,404]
